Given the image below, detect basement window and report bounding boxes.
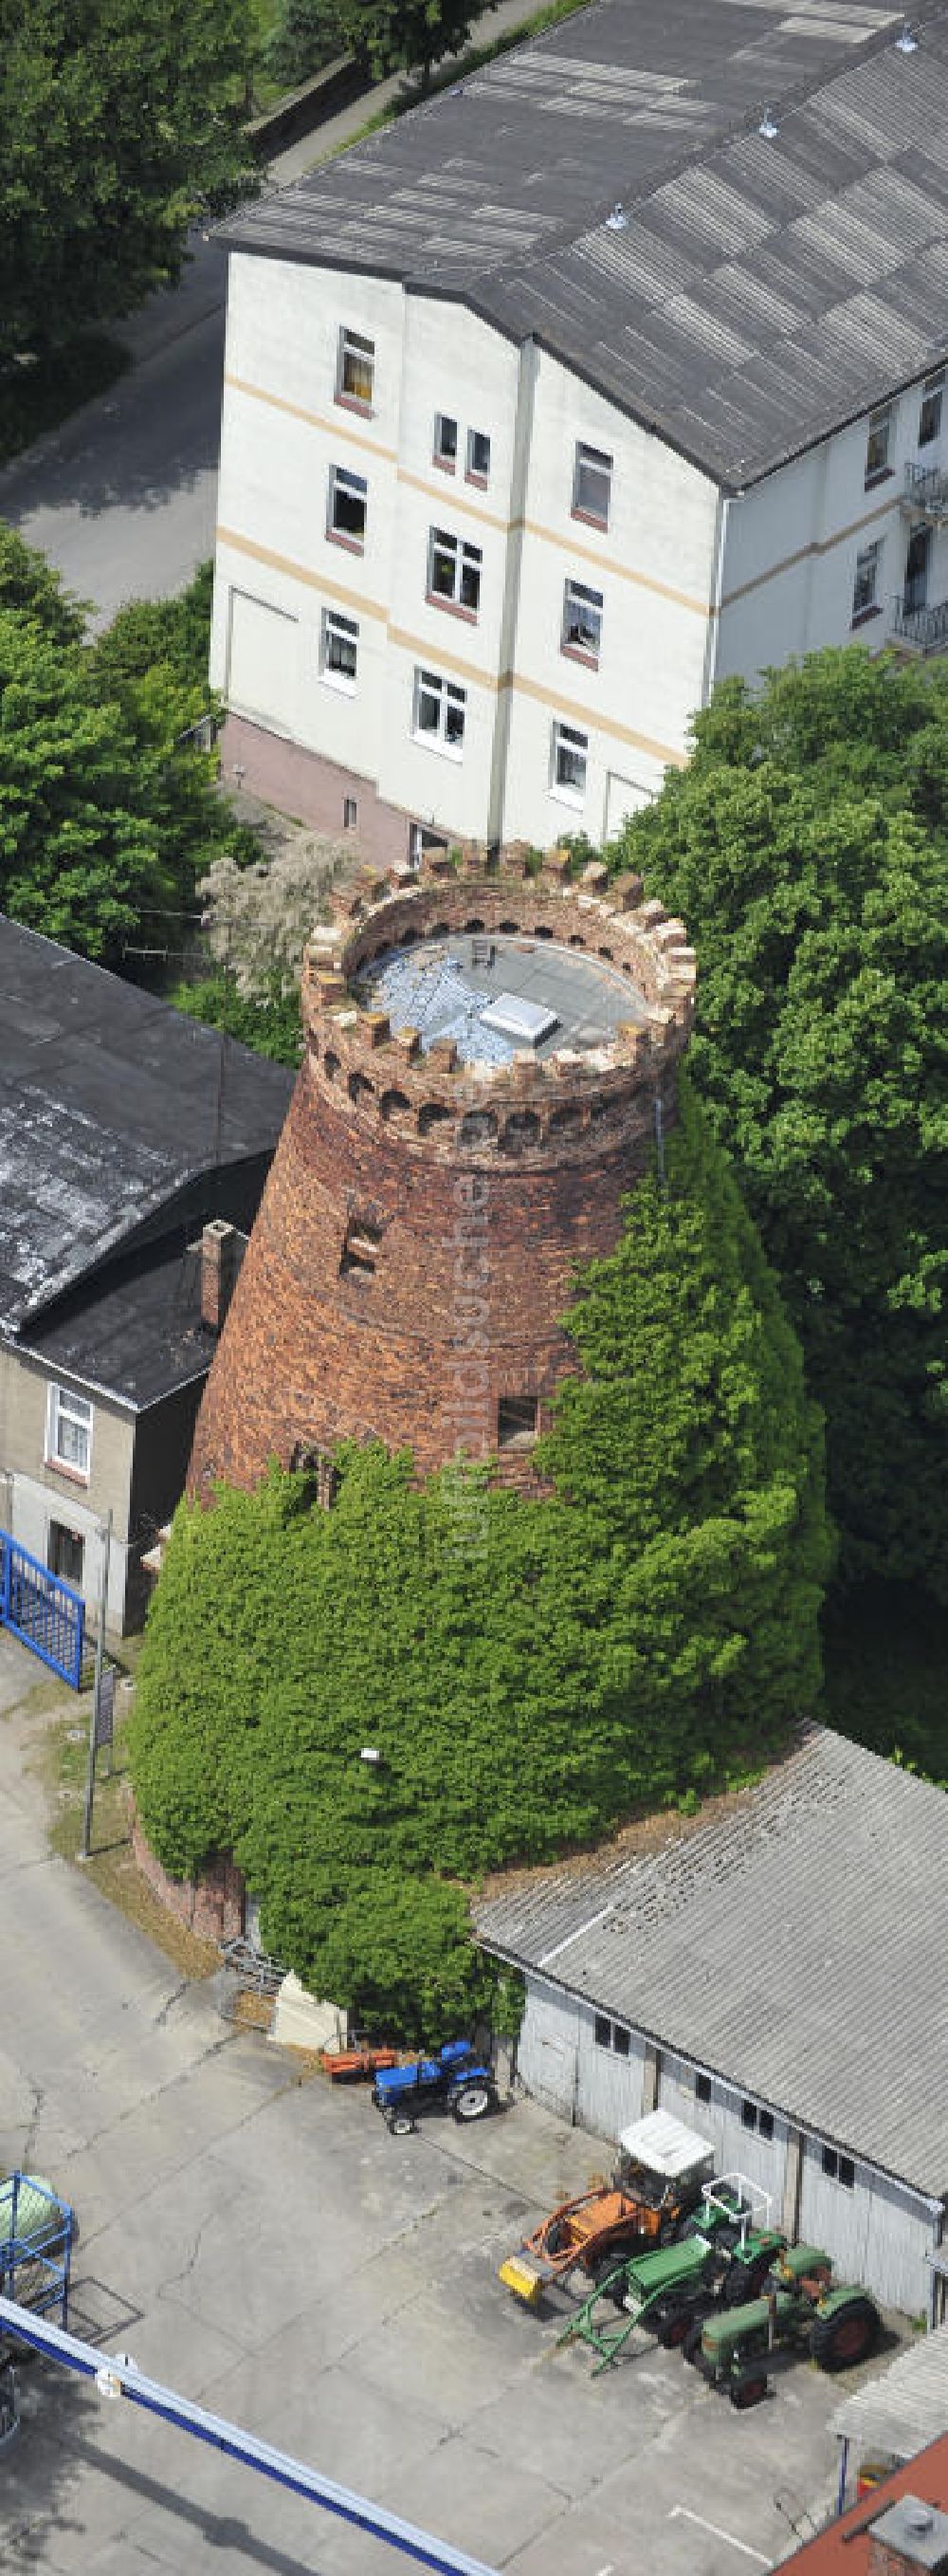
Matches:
[340,1215,382,1280]
[498,1394,538,1449]
[821,2146,855,2189]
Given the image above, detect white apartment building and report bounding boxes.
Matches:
[212,0,948,865]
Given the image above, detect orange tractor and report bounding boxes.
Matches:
[500,2109,715,2308]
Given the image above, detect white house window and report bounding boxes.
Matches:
[47,1384,92,1480]
[852,540,882,620]
[328,465,367,549]
[466,427,491,483]
[428,526,482,616]
[920,369,944,448]
[740,2098,775,2141]
[321,607,358,690]
[337,326,374,410]
[413,667,466,755]
[573,441,612,527]
[865,405,892,484]
[551,719,588,803]
[593,2016,630,2055]
[562,577,603,662]
[821,2146,855,2189]
[434,413,458,469]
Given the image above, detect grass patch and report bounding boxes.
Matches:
[40,1712,220,1982]
[322,0,593,157]
[821,1581,948,1783]
[0,334,131,469]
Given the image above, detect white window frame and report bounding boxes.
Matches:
[573,441,612,527]
[852,539,882,620]
[427,526,482,616]
[551,718,589,806]
[46,1383,92,1481]
[865,405,892,483]
[336,326,374,411]
[920,368,944,449]
[433,413,458,470]
[562,576,603,662]
[466,427,491,484]
[412,666,466,758]
[320,606,358,692]
[327,464,367,550]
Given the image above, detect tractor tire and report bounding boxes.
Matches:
[811,2299,879,2373]
[683,2320,704,2368]
[730,2373,768,2409]
[656,2304,692,2349]
[451,2083,494,2124]
[387,2112,415,2137]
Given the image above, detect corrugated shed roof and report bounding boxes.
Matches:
[830,2324,948,2455]
[220,0,948,484]
[474,1726,948,2195]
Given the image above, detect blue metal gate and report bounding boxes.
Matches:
[0,1533,84,1689]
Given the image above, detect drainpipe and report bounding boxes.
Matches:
[701,488,733,708]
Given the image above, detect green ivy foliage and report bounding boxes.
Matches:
[130,1076,828,2038]
[607,650,948,1598]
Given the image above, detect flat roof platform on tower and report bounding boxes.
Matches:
[355,932,649,1067]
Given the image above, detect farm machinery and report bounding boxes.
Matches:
[0,2173,77,2452]
[500,2109,715,2307]
[688,2240,880,2407]
[372,2039,498,2134]
[558,2178,786,2371]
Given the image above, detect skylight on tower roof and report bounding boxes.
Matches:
[481,994,558,1047]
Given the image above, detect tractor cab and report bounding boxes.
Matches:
[612,2109,716,2218]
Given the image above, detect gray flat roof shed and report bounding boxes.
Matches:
[475,1724,948,2197]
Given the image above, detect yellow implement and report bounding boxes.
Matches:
[498,2254,544,2307]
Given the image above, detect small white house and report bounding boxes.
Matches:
[212,0,948,865]
[475,1727,948,2323]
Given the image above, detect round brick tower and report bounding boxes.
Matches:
[188,844,696,1498]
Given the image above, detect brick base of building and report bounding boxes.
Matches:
[132,1813,246,1945]
[219,713,449,874]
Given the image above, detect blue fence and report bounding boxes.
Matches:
[0,1532,85,1689]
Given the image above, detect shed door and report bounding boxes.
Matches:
[228,590,300,732]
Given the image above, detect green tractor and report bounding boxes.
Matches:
[690,2242,880,2408]
[559,2180,787,2374]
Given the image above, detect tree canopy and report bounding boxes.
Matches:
[283,0,497,89]
[130,1075,828,2036]
[0,0,257,361]
[609,650,948,1602]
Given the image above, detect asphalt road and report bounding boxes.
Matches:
[0,1633,878,2576]
[0,0,552,633]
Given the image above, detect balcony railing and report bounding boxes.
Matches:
[889,593,948,653]
[902,459,948,517]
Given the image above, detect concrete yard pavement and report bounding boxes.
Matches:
[0,1633,878,2576]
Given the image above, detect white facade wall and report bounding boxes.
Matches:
[8,1472,129,1633]
[716,367,948,691]
[514,1974,942,2319]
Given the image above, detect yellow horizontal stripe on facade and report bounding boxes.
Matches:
[217,526,687,770]
[720,488,902,612]
[396,466,509,532]
[224,373,397,465]
[216,525,389,624]
[518,519,709,619]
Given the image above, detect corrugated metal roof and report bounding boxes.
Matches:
[474,1727,948,2196]
[830,2324,948,2453]
[220,0,948,485]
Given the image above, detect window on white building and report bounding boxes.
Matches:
[321,607,358,690]
[551,719,589,803]
[433,413,458,469]
[695,2072,712,2104]
[865,405,893,485]
[412,667,466,755]
[852,540,882,621]
[562,577,603,662]
[46,1384,92,1480]
[328,465,367,549]
[920,370,944,448]
[47,1520,84,1588]
[573,441,612,527]
[821,2146,855,2188]
[740,2099,775,2140]
[593,2016,631,2054]
[337,326,374,410]
[466,427,491,483]
[428,526,482,615]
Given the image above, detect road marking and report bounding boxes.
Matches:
[668,2507,770,2564]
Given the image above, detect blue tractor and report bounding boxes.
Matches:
[372,2040,498,2135]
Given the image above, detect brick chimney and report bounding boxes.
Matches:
[868,2496,948,2575]
[200,1220,239,1335]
